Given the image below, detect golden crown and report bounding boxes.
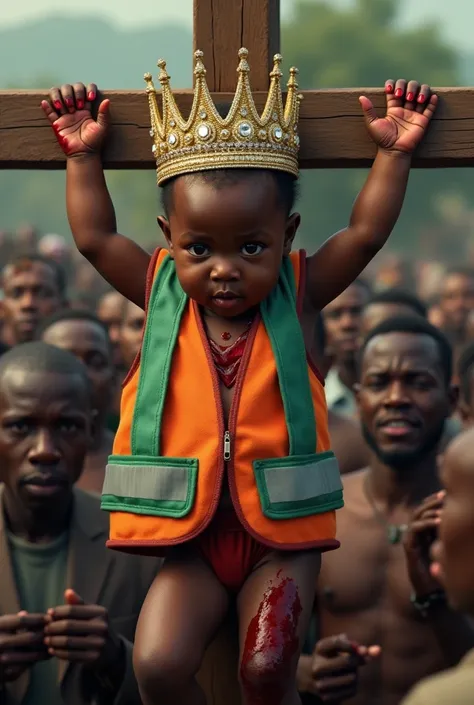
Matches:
[144,48,302,185]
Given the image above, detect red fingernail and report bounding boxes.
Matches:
[88,91,95,101]
[77,100,84,109]
[385,85,394,94]
[65,97,73,107]
[406,92,415,102]
[54,100,62,109]
[418,94,426,103]
[395,88,403,98]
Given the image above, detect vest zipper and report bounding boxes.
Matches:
[223,430,231,461]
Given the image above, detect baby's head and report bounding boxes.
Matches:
[157,168,300,317]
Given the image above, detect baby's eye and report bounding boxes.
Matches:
[187,244,210,257]
[241,243,264,256]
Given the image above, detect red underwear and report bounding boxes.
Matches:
[193,507,271,593]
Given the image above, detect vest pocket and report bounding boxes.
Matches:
[253,451,343,519]
[101,455,198,518]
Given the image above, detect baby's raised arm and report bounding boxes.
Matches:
[42,83,151,309]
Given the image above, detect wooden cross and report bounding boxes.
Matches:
[1,0,474,169]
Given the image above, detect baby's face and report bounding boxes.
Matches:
[161,173,297,318]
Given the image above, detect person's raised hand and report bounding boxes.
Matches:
[41,83,110,158]
[43,589,122,670]
[297,634,381,702]
[403,490,445,596]
[359,79,437,155]
[0,611,49,684]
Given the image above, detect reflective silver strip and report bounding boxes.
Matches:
[102,464,189,502]
[263,458,342,504]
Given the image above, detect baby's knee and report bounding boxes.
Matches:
[133,637,200,696]
[239,649,294,700]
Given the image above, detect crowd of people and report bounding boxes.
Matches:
[0,224,473,705]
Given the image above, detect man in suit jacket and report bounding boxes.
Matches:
[401,429,474,705]
[0,342,161,704]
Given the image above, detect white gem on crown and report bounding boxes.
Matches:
[197,124,210,139]
[238,122,253,138]
[168,134,177,146]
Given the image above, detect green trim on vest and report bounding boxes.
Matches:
[102,455,198,518]
[260,256,317,456]
[132,254,187,457]
[253,451,343,519]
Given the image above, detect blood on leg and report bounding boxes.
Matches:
[238,551,321,705]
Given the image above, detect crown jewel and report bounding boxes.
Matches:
[145,48,302,185]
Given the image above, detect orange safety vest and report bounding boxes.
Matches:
[102,248,343,553]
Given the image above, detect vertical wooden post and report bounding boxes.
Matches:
[193,0,280,91]
[192,4,279,700]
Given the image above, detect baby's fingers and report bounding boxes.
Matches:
[49,87,66,115]
[60,84,75,113]
[85,83,98,111]
[40,100,59,124]
[73,83,87,111]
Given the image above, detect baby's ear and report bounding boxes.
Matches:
[157,217,173,255]
[283,213,300,256]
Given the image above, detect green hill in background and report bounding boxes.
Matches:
[3,15,192,89]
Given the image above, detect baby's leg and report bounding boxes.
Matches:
[133,547,229,705]
[237,549,321,705]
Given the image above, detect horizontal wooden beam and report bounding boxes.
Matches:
[1,88,474,169]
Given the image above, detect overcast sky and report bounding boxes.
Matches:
[1,0,472,52]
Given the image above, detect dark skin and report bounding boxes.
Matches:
[311,322,369,475]
[431,428,474,616]
[1,262,64,346]
[96,290,126,365]
[439,273,474,341]
[323,283,371,397]
[40,319,115,493]
[42,79,436,705]
[359,302,423,342]
[299,332,474,705]
[119,300,145,370]
[458,369,474,428]
[329,411,369,475]
[0,368,123,687]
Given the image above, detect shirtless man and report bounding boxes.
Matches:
[298,315,474,705]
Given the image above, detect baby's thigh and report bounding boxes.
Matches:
[134,548,230,679]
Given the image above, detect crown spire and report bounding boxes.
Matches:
[145,48,302,185]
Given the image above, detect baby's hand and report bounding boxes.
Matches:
[359,79,437,155]
[41,83,110,158]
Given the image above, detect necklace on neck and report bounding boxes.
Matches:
[203,308,254,342]
[363,475,408,545]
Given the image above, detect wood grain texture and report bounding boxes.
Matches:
[193,0,280,91]
[1,87,474,169]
